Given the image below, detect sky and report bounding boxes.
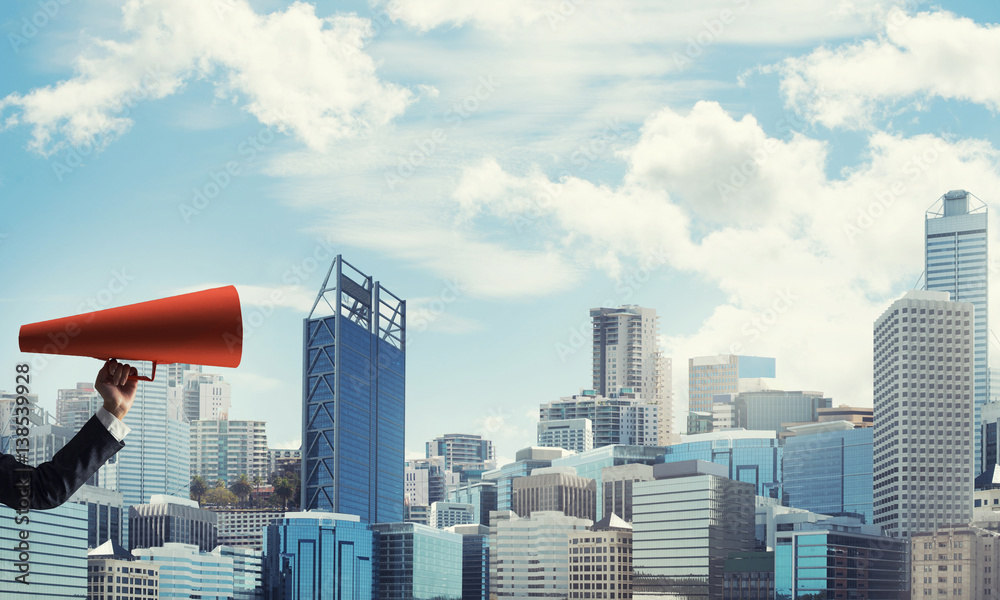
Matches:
[2,0,1000,466]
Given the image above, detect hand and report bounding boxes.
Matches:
[95,359,138,421]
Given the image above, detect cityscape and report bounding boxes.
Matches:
[2,1,1000,599]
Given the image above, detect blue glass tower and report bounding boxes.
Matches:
[658,432,782,498]
[925,190,988,475]
[302,255,405,523]
[782,425,873,523]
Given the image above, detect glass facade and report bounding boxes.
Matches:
[263,513,374,600]
[689,355,776,414]
[371,522,463,600]
[783,428,874,523]
[774,531,907,600]
[925,190,988,475]
[134,542,234,600]
[461,531,489,600]
[302,256,405,523]
[483,459,553,512]
[447,481,498,526]
[0,502,88,597]
[552,445,664,519]
[658,435,783,498]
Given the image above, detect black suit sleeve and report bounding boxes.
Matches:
[0,415,125,510]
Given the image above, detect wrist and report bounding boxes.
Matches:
[103,402,127,421]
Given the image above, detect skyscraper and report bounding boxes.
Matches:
[687,354,775,416]
[873,290,974,539]
[591,305,674,443]
[925,189,989,476]
[426,433,496,474]
[302,255,405,523]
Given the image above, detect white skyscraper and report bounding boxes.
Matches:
[591,305,673,443]
[182,372,231,422]
[873,290,974,539]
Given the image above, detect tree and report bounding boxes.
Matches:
[230,473,253,507]
[274,477,294,511]
[251,475,263,506]
[203,487,238,506]
[190,476,207,505]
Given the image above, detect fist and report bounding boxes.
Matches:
[95,359,139,421]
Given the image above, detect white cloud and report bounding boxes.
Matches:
[445,100,1000,417]
[0,0,413,154]
[775,9,1000,129]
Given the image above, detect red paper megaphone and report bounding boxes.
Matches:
[18,285,242,381]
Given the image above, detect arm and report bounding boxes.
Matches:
[0,359,137,510]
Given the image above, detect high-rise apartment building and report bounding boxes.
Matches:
[302,255,405,523]
[190,418,269,486]
[537,418,593,453]
[873,290,974,539]
[181,373,232,422]
[540,392,659,448]
[591,305,674,444]
[688,354,775,416]
[925,189,989,476]
[426,433,496,474]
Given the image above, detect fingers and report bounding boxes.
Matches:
[102,359,136,386]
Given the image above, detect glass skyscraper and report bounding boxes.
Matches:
[782,423,873,523]
[302,255,405,523]
[658,431,783,498]
[0,502,89,597]
[370,522,463,600]
[925,189,988,475]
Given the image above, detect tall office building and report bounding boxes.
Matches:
[873,290,974,539]
[370,522,463,600]
[447,480,498,527]
[0,502,89,597]
[449,523,490,600]
[182,372,232,422]
[591,305,675,444]
[302,255,405,523]
[133,543,235,600]
[782,421,874,523]
[263,511,374,600]
[57,382,103,431]
[925,189,989,476]
[537,418,593,453]
[482,447,572,511]
[511,466,597,521]
[568,514,633,600]
[632,460,756,599]
[191,418,269,486]
[98,361,190,548]
[659,430,783,499]
[688,354,775,415]
[552,444,665,520]
[129,494,218,552]
[734,390,832,433]
[490,510,593,599]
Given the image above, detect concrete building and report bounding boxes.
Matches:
[490,510,593,599]
[208,507,283,551]
[446,480,497,526]
[911,525,1000,599]
[56,382,103,431]
[734,390,832,433]
[301,255,405,522]
[426,433,496,474]
[537,418,593,453]
[88,540,159,600]
[181,372,232,422]
[129,494,218,553]
[632,460,756,599]
[268,447,301,477]
[553,444,664,521]
[974,488,1000,527]
[723,551,773,600]
[190,417,269,486]
[263,511,374,600]
[568,513,633,600]
[602,463,654,523]
[482,446,573,511]
[133,542,234,600]
[541,392,659,448]
[873,290,974,539]
[688,354,775,415]
[0,502,88,597]
[925,190,989,476]
[431,501,476,529]
[406,455,459,506]
[591,305,674,444]
[404,503,430,526]
[511,466,597,521]
[371,522,463,600]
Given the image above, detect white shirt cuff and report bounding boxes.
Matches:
[96,406,131,442]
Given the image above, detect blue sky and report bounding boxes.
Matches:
[2,0,1000,464]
